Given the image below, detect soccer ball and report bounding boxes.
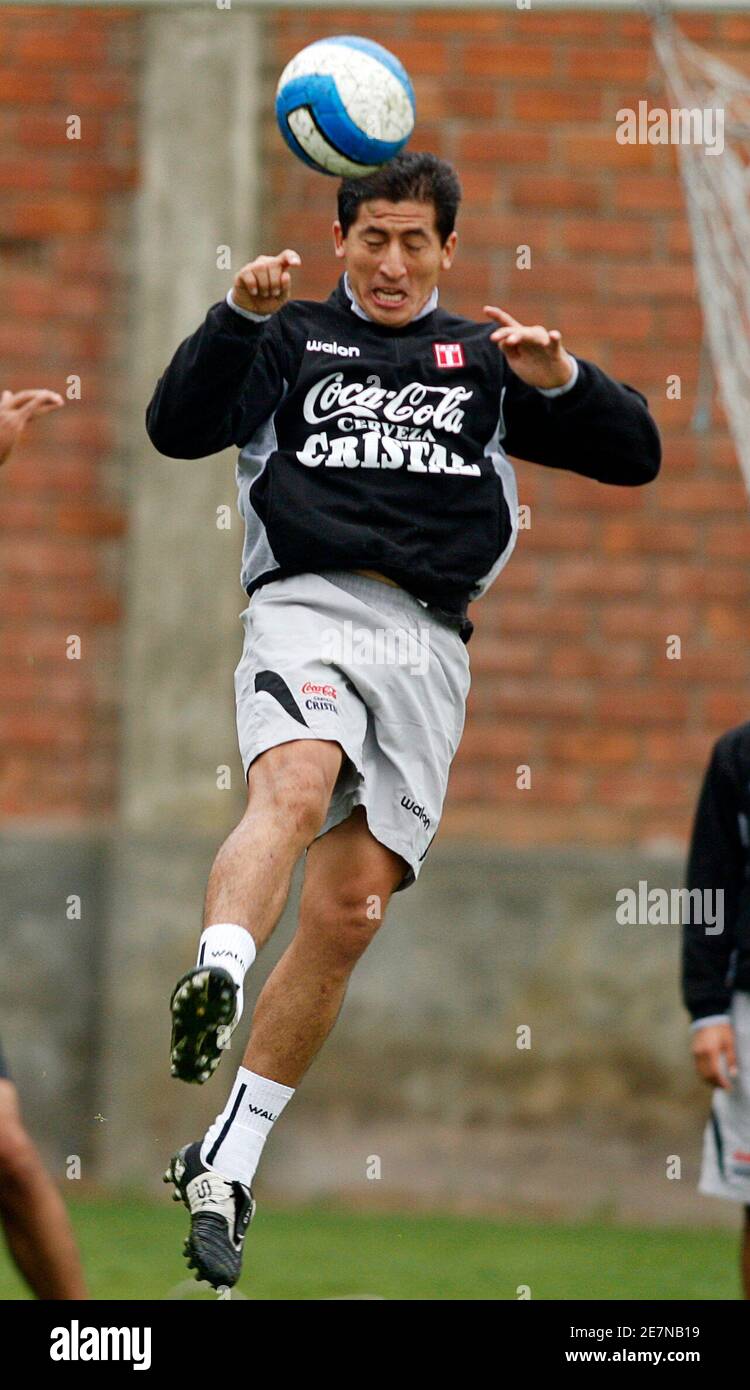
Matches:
[275,35,416,179]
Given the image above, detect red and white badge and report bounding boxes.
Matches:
[433,343,465,369]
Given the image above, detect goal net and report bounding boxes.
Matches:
[653,13,750,493]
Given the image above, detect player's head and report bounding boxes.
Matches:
[333,151,461,328]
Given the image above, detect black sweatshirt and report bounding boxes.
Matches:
[684,724,750,1022]
[146,275,661,641]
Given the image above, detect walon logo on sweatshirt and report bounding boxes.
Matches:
[306,338,361,358]
[50,1320,151,1371]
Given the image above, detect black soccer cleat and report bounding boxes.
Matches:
[169,966,237,1084]
[164,1141,255,1290]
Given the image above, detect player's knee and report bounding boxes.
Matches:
[311,886,385,971]
[251,748,334,844]
[274,767,331,844]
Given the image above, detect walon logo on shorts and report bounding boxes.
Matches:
[401,794,430,831]
[300,681,338,714]
[433,343,465,369]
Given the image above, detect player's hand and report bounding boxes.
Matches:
[484,306,575,390]
[691,1022,737,1090]
[0,388,64,467]
[232,250,302,316]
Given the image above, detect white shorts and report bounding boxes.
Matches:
[233,570,471,890]
[699,990,750,1204]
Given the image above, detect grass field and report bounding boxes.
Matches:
[0,1199,742,1300]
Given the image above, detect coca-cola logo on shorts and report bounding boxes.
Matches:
[301,681,337,699]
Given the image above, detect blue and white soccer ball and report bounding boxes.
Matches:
[275,35,416,178]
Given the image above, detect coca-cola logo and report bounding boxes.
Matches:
[302,372,472,436]
[301,681,337,698]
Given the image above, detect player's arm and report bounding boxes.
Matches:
[684,735,743,1088]
[0,389,63,468]
[484,306,661,486]
[146,250,301,459]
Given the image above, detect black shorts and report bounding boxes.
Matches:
[0,1038,10,1081]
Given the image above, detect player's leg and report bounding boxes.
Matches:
[0,1078,87,1299]
[169,737,343,1083]
[167,806,405,1288]
[203,737,345,934]
[238,803,404,1085]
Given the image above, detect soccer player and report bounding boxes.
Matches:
[1,385,86,1298]
[684,724,750,1299]
[147,152,661,1287]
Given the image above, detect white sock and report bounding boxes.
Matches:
[200,1067,295,1188]
[197,923,256,1048]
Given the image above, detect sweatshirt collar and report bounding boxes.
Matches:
[342,272,439,324]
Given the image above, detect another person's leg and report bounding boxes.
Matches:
[0,1079,87,1300]
[696,994,750,1300]
[742,1206,750,1300]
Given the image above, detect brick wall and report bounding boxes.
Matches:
[3,4,750,859]
[0,4,137,819]
[268,7,750,851]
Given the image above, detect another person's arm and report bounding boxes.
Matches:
[0,389,63,467]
